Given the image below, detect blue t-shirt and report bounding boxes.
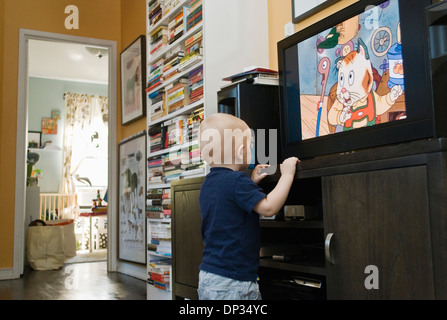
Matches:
[199,167,266,281]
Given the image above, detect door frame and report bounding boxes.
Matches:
[13,29,118,277]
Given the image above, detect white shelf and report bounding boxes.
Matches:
[148,217,172,223]
[148,251,172,258]
[146,0,270,300]
[147,183,171,189]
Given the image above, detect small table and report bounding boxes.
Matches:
[79,210,107,252]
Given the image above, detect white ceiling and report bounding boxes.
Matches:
[28,39,109,84]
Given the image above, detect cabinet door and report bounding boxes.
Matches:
[322,166,435,299]
[172,187,204,292]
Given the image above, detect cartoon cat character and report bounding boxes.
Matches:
[327,39,403,131]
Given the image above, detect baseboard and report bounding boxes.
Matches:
[0,268,19,280]
[117,261,146,281]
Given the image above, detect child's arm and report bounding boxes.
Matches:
[254,157,299,217]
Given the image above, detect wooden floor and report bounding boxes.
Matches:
[0,261,146,300]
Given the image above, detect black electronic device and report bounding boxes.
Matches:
[217,82,280,170]
[278,0,447,160]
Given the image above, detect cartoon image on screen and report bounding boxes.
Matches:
[298,0,406,140]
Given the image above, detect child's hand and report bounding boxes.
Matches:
[280,157,299,177]
[251,164,270,184]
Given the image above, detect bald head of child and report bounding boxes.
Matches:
[199,113,252,170]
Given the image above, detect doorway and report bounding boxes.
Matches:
[14,29,118,277]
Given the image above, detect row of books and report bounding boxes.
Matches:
[185,107,203,163]
[178,29,202,72]
[148,238,171,256]
[166,78,189,114]
[149,222,171,243]
[147,188,171,217]
[147,57,164,93]
[147,89,165,121]
[147,257,171,291]
[147,218,171,291]
[148,0,202,43]
[188,65,203,104]
[184,0,202,32]
[162,0,182,17]
[149,26,167,56]
[147,0,182,28]
[146,60,203,122]
[148,107,203,151]
[222,67,279,83]
[163,47,184,82]
[148,153,205,185]
[168,9,184,45]
[146,27,202,95]
[148,114,188,153]
[148,0,164,27]
[147,108,204,185]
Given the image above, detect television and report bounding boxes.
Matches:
[278,0,447,160]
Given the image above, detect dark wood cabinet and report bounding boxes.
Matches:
[323,166,435,299]
[171,138,447,299]
[171,177,204,300]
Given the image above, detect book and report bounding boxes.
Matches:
[168,10,184,44]
[178,52,202,71]
[222,67,278,82]
[185,0,202,31]
[188,65,203,103]
[166,79,189,113]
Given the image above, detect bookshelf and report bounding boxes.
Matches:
[145,0,270,299]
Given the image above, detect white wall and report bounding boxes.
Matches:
[27,77,108,192]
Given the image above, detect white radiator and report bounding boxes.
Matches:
[39,193,79,221]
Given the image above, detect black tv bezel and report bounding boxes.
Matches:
[278,0,435,160]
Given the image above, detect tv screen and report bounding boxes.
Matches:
[279,0,435,159]
[299,0,405,139]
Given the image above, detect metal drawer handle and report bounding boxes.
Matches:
[325,233,335,264]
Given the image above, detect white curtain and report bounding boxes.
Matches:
[60,92,108,194]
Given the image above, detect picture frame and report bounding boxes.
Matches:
[41,117,57,134]
[292,0,340,23]
[118,131,147,264]
[120,35,146,125]
[28,131,41,149]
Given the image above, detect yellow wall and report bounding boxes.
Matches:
[0,0,149,270]
[119,0,147,140]
[0,0,4,178]
[267,0,292,71]
[267,0,358,70]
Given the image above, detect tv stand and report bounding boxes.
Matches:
[171,138,447,299]
[259,137,447,299]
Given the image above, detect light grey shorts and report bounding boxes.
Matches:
[197,270,262,300]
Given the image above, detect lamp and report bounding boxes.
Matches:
[85,46,108,59]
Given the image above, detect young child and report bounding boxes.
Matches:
[197,113,299,300]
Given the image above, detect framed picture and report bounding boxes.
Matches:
[292,0,340,23]
[118,131,146,264]
[120,35,146,125]
[28,131,41,149]
[41,117,57,134]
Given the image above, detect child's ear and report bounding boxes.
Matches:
[236,143,245,163]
